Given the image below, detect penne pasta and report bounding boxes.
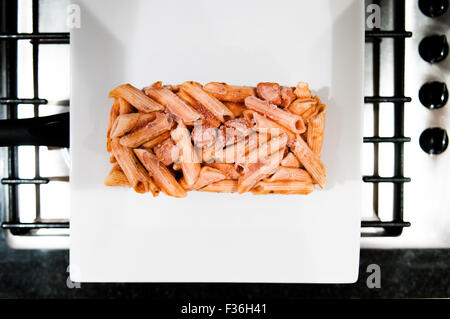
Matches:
[171,122,201,186]
[238,134,288,167]
[198,179,238,193]
[251,181,315,195]
[291,136,326,188]
[110,138,151,194]
[211,140,245,164]
[203,82,256,103]
[177,89,221,128]
[245,96,306,134]
[313,95,324,107]
[104,164,130,187]
[224,102,247,117]
[181,81,234,122]
[120,113,173,148]
[306,96,327,122]
[118,97,135,114]
[109,83,164,113]
[213,132,263,164]
[281,152,301,168]
[105,80,326,198]
[237,149,285,194]
[110,112,157,138]
[204,163,241,180]
[163,84,180,92]
[134,148,187,198]
[252,112,297,145]
[176,88,197,105]
[140,131,171,149]
[307,104,326,157]
[149,82,176,92]
[107,99,121,152]
[144,85,202,123]
[294,81,312,99]
[301,104,318,122]
[266,167,313,183]
[288,98,316,116]
[180,166,226,191]
[148,178,161,197]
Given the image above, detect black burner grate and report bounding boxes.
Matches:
[0,0,411,237]
[362,0,411,236]
[0,0,69,235]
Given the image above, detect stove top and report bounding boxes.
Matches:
[1,0,449,249]
[362,0,450,248]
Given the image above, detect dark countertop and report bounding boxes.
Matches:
[0,230,449,299]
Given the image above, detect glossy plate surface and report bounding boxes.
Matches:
[70,0,364,282]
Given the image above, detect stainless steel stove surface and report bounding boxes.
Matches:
[1,0,449,249]
[362,0,450,248]
[1,0,70,248]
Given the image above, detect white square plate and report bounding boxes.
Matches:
[70,0,364,283]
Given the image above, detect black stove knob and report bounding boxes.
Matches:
[419,0,449,17]
[419,127,448,155]
[419,81,448,109]
[419,35,449,63]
